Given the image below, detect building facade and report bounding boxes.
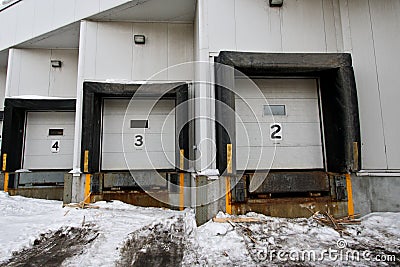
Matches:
[0,0,399,223]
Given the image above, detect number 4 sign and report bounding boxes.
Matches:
[51,140,60,153]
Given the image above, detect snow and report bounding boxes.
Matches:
[0,192,399,266]
[0,192,182,266]
[187,212,400,266]
[7,95,75,100]
[196,169,220,180]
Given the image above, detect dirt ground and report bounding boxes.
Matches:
[1,216,188,267]
[0,225,99,267]
[116,216,186,267]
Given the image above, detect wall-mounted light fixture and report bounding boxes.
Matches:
[51,60,62,68]
[269,0,283,7]
[134,35,145,44]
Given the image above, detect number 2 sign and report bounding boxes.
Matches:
[51,140,60,153]
[270,123,282,140]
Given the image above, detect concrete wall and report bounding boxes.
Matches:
[6,48,78,97]
[352,175,400,215]
[82,21,194,81]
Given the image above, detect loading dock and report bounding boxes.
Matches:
[80,82,189,208]
[215,52,360,216]
[1,99,76,199]
[101,98,175,171]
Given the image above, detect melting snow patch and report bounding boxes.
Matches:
[0,192,399,266]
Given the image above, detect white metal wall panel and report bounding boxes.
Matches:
[96,22,133,80]
[49,49,79,98]
[7,48,78,98]
[208,0,333,54]
[131,23,168,81]
[102,99,175,170]
[235,0,281,52]
[0,67,6,109]
[369,0,400,169]
[32,0,55,37]
[23,112,75,170]
[281,0,327,52]
[346,1,388,169]
[167,23,194,81]
[0,120,2,154]
[235,79,324,170]
[208,0,236,52]
[14,0,35,45]
[85,21,194,81]
[17,49,51,96]
[322,0,342,52]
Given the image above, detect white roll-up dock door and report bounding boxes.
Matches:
[101,98,175,170]
[23,111,75,170]
[235,78,324,170]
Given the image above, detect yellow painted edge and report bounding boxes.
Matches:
[225,176,232,214]
[179,149,184,211]
[2,153,7,172]
[227,144,232,174]
[3,172,8,192]
[353,142,359,170]
[84,174,91,204]
[179,149,184,169]
[179,173,184,211]
[345,173,354,217]
[84,150,89,173]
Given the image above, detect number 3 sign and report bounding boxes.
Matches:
[134,134,144,149]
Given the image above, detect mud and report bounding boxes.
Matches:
[1,225,99,267]
[116,216,186,267]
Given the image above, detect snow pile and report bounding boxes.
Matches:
[0,192,182,266]
[0,192,399,266]
[186,212,400,266]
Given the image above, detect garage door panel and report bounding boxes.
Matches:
[23,124,75,139]
[24,140,75,156]
[25,112,76,124]
[237,146,324,170]
[235,78,318,99]
[102,151,175,170]
[102,115,175,134]
[235,78,324,170]
[102,98,175,170]
[236,122,322,147]
[102,133,175,152]
[24,155,74,170]
[103,99,175,115]
[236,99,320,123]
[23,112,75,170]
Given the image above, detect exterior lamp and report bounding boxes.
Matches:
[51,60,62,68]
[269,0,283,7]
[134,35,145,44]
